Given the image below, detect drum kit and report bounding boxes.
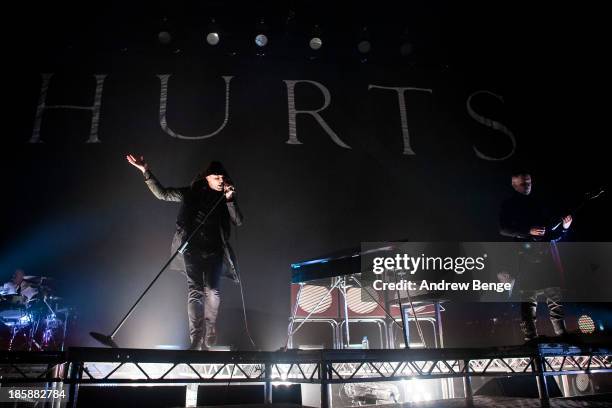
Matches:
[0,276,72,351]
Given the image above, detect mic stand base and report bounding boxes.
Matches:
[90,331,119,348]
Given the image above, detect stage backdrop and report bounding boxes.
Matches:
[3,53,609,349]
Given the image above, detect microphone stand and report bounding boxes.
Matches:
[90,192,228,348]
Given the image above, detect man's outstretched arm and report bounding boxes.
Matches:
[126,154,185,202]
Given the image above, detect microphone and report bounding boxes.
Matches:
[222,182,236,193]
[550,219,563,231]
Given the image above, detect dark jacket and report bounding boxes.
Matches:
[498,192,567,289]
[499,192,568,242]
[143,170,244,283]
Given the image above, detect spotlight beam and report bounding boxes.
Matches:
[89,194,226,348]
[88,250,179,348]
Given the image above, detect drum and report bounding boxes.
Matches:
[0,294,27,307]
[0,294,31,327]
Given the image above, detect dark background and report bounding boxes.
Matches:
[2,1,609,349]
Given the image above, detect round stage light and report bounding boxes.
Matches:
[357,40,371,54]
[158,31,172,45]
[205,18,221,46]
[298,285,332,313]
[347,287,379,314]
[206,32,220,46]
[575,373,591,392]
[309,37,323,50]
[578,315,595,334]
[255,34,268,47]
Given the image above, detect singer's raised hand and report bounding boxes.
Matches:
[562,215,573,229]
[126,154,149,173]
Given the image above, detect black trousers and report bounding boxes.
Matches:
[183,249,223,343]
[520,286,566,339]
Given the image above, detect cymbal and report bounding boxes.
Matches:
[46,296,63,301]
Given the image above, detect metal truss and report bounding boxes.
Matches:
[0,351,66,383]
[1,344,611,408]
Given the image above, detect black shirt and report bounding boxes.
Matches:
[499,192,567,242]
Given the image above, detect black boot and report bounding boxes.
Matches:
[204,322,217,349]
[520,319,538,343]
[188,335,203,351]
[551,319,567,337]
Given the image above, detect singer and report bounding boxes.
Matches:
[126,155,243,350]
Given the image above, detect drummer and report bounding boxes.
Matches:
[0,269,38,301]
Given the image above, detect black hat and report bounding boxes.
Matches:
[510,166,531,177]
[204,161,227,176]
